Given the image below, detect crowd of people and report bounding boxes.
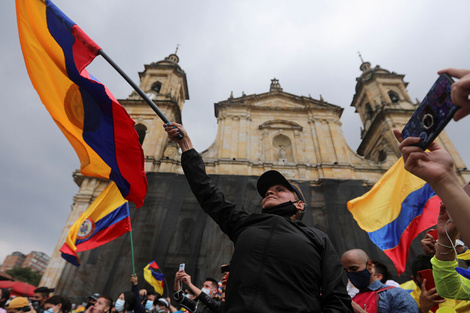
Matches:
[3,68,470,313]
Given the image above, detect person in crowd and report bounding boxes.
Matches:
[6,297,34,313]
[76,294,101,313]
[408,254,470,312]
[139,290,158,313]
[371,260,401,288]
[429,198,470,300]
[85,296,113,313]
[32,287,53,313]
[393,67,470,247]
[421,227,470,268]
[341,249,418,312]
[114,274,145,313]
[165,123,352,312]
[173,270,222,313]
[0,288,10,313]
[44,296,72,313]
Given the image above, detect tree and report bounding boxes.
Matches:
[6,267,42,286]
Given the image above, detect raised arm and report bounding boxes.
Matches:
[393,129,470,246]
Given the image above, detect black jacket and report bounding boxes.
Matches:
[174,290,223,313]
[182,149,353,313]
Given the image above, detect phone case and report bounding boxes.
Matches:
[402,74,458,150]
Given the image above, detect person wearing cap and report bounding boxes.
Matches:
[165,123,353,313]
[6,297,33,313]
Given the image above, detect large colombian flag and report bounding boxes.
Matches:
[16,0,147,207]
[60,182,131,266]
[143,261,165,295]
[347,157,440,275]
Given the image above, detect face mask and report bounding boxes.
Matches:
[32,301,41,310]
[45,306,57,313]
[261,201,298,217]
[144,300,153,310]
[201,288,211,296]
[184,294,190,299]
[114,299,125,312]
[347,268,372,290]
[155,306,165,313]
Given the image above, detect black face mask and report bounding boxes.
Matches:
[262,201,298,217]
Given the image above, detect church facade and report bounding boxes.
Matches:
[40,53,470,302]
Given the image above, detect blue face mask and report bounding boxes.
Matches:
[114,299,125,312]
[347,268,372,290]
[45,305,57,313]
[145,300,153,310]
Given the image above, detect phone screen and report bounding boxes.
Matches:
[402,74,459,150]
[179,263,185,271]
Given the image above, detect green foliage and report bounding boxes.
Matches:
[6,267,42,286]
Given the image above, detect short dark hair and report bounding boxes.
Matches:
[45,296,71,313]
[372,260,390,284]
[34,287,53,298]
[205,278,219,289]
[98,296,113,311]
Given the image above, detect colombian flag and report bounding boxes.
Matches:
[347,157,440,275]
[16,0,147,207]
[60,182,131,266]
[143,261,165,295]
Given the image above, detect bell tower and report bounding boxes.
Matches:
[351,59,417,163]
[120,51,189,172]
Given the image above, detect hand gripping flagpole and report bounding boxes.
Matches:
[98,50,183,139]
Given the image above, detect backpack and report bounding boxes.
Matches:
[352,286,394,313]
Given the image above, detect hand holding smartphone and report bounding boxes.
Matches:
[402,74,460,150]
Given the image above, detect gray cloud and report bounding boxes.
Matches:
[2,0,470,264]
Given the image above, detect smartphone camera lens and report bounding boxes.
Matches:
[422,113,434,130]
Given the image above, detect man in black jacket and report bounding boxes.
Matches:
[174,271,223,313]
[165,123,353,313]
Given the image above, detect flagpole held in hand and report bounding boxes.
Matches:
[129,229,136,275]
[98,50,183,139]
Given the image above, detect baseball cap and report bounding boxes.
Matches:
[157,298,169,308]
[7,297,30,309]
[88,293,100,301]
[257,170,305,202]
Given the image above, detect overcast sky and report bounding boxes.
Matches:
[2,0,470,268]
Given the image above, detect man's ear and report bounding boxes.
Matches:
[366,259,374,272]
[375,273,384,282]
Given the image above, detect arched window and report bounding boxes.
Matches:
[135,124,147,145]
[151,82,162,94]
[388,90,399,103]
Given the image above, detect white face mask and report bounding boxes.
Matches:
[114,299,125,312]
[201,288,211,295]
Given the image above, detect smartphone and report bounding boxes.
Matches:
[220,264,230,273]
[402,74,459,150]
[427,229,438,240]
[179,263,185,271]
[418,269,443,300]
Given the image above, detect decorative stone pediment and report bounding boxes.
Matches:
[259,120,303,131]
